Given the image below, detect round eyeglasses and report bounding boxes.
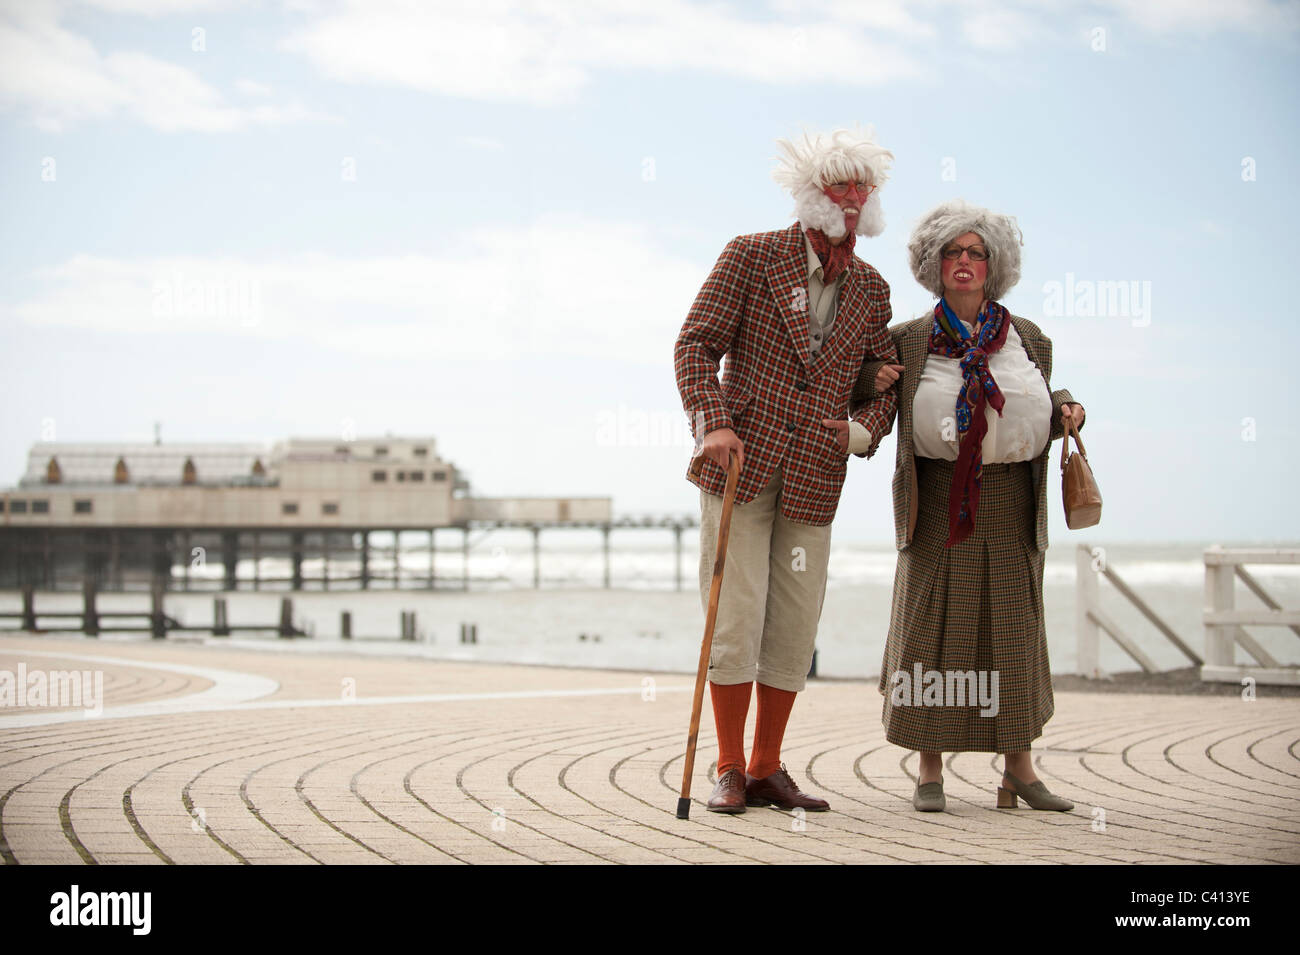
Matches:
[826,181,876,199]
[941,243,988,261]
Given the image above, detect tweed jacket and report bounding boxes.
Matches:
[852,314,1077,552]
[675,222,899,526]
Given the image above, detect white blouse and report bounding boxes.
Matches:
[912,323,1053,463]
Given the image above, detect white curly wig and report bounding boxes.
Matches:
[772,126,893,239]
[908,199,1024,302]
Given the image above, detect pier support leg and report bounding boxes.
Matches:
[533,525,541,589]
[83,534,101,592]
[291,532,303,592]
[21,583,36,632]
[83,578,99,637]
[221,531,238,592]
[151,580,166,639]
[602,525,610,589]
[110,529,121,592]
[153,531,173,592]
[361,531,370,591]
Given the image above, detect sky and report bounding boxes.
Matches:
[1,0,1298,545]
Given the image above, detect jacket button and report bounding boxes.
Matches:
[795,381,807,391]
[787,423,797,432]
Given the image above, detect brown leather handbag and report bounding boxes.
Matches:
[1061,417,1101,529]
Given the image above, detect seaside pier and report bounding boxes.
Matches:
[0,435,698,594]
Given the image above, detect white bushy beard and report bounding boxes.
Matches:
[790,185,885,239]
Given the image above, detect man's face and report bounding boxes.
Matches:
[822,179,874,233]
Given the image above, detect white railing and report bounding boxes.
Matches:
[1203,546,1300,686]
[1075,544,1201,678]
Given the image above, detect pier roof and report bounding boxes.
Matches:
[18,442,270,488]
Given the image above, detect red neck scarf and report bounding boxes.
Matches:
[927,298,1011,547]
[804,227,856,282]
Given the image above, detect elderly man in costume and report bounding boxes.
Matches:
[674,127,899,813]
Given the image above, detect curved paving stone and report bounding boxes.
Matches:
[0,634,1297,865]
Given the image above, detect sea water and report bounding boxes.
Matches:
[5,539,1298,680]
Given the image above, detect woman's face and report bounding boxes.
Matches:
[940,231,988,296]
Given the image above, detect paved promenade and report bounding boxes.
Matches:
[1,634,1297,865]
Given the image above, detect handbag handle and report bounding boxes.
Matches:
[1060,415,1088,472]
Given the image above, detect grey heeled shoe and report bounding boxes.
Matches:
[913,779,946,812]
[996,770,1074,811]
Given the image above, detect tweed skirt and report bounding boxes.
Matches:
[878,456,1053,753]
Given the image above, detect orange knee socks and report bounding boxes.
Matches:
[709,681,752,775]
[747,683,797,779]
[710,682,798,778]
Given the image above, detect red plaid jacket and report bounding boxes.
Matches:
[675,222,899,525]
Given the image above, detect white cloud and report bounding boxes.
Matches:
[234,77,273,96]
[1098,0,1300,35]
[948,0,1299,53]
[77,0,251,13]
[279,0,928,105]
[2,216,706,365]
[0,1,332,131]
[6,0,1292,126]
[961,7,1042,50]
[456,134,506,151]
[0,3,123,130]
[808,0,938,39]
[277,0,1298,106]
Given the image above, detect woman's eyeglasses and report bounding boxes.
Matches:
[941,243,989,261]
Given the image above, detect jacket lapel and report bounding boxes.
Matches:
[898,318,931,437]
[1008,315,1053,552]
[1011,316,1052,384]
[767,223,813,367]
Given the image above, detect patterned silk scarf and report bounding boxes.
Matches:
[804,227,856,282]
[928,297,1011,547]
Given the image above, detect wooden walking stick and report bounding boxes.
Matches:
[676,449,741,820]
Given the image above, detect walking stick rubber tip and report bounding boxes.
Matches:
[676,797,691,820]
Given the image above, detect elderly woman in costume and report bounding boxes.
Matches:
[855,199,1085,813]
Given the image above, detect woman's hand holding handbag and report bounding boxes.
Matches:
[1061,416,1102,529]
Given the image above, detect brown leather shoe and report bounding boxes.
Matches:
[706,769,748,814]
[745,764,829,811]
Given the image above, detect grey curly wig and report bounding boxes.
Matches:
[908,199,1024,302]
